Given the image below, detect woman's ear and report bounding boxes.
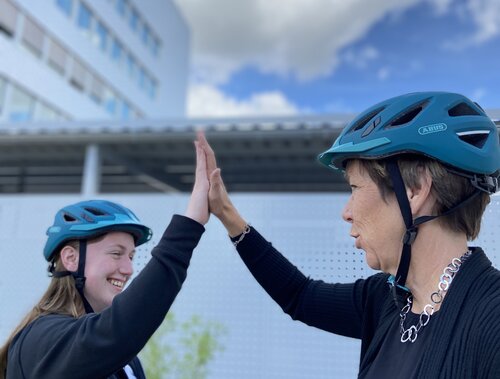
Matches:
[60,245,79,272]
[406,168,434,217]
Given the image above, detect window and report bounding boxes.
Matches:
[8,85,35,122]
[0,77,6,114]
[116,0,127,17]
[36,102,60,121]
[111,38,123,64]
[90,75,104,104]
[138,67,145,89]
[103,87,117,115]
[77,2,92,37]
[70,59,87,91]
[48,39,67,75]
[22,17,44,57]
[129,8,139,31]
[126,53,137,79]
[95,21,108,51]
[151,37,159,57]
[141,23,150,46]
[55,0,72,17]
[150,79,157,99]
[121,100,130,120]
[0,0,18,37]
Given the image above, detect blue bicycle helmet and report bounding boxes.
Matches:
[318,91,500,185]
[44,200,152,262]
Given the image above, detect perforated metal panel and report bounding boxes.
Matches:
[0,193,498,378]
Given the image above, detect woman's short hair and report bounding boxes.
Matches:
[357,155,490,240]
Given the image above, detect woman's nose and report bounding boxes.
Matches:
[342,197,353,223]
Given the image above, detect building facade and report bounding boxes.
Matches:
[0,0,190,122]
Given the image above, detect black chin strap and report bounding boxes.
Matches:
[386,159,483,307]
[50,240,94,314]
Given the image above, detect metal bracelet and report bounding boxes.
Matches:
[232,224,251,247]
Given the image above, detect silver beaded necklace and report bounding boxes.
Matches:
[399,249,472,343]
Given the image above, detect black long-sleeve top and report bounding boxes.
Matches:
[7,215,204,379]
[235,226,500,378]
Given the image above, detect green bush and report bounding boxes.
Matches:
[140,313,226,379]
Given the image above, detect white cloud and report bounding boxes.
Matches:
[377,67,391,80]
[432,0,500,49]
[174,0,422,84]
[187,84,300,117]
[342,45,380,69]
[471,87,487,102]
[466,0,500,43]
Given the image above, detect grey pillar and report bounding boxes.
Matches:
[82,143,101,196]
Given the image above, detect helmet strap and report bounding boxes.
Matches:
[386,160,414,309]
[48,240,94,314]
[386,159,483,308]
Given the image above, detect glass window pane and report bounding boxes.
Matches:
[129,8,138,31]
[70,59,87,91]
[90,75,104,104]
[8,85,35,122]
[22,16,44,57]
[0,0,18,37]
[77,2,92,37]
[151,37,159,57]
[141,23,149,46]
[138,67,145,89]
[55,0,72,17]
[36,102,59,121]
[48,39,67,74]
[116,0,127,17]
[121,100,130,120]
[96,21,108,51]
[103,88,117,115]
[111,38,123,64]
[126,53,136,79]
[150,80,157,99]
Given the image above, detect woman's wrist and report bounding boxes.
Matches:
[220,206,247,237]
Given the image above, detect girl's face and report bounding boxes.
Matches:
[83,232,135,312]
[342,160,405,274]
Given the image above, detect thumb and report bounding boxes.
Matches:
[210,168,222,184]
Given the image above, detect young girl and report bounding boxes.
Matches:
[0,137,210,379]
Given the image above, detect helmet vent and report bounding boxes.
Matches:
[84,207,106,216]
[386,100,429,129]
[448,102,480,117]
[456,130,490,149]
[63,213,77,222]
[348,106,386,133]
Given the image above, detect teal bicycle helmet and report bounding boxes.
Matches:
[318,91,500,188]
[44,200,152,262]
[44,200,152,313]
[318,91,500,297]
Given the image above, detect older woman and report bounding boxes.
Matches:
[200,92,500,378]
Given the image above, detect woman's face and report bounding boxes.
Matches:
[83,232,135,312]
[342,160,404,274]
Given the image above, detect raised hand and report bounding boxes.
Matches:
[197,132,248,237]
[185,134,210,225]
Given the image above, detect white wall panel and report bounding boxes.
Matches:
[0,193,498,378]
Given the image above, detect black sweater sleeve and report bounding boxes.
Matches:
[235,226,387,339]
[8,215,204,379]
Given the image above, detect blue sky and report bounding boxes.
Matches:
[174,0,500,117]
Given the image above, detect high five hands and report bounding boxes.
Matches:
[185,131,248,236]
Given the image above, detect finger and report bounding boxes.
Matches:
[194,142,208,184]
[198,132,217,174]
